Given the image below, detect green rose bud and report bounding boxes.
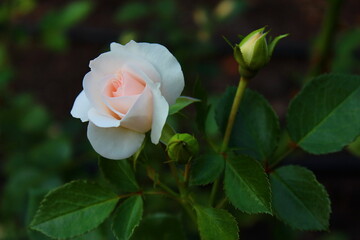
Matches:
[232,27,288,79]
[167,133,199,164]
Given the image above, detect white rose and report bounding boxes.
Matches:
[70,40,184,160]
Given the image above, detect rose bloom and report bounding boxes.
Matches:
[71,41,184,160]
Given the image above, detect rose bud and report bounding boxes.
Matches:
[233,27,288,79]
[71,41,184,160]
[167,133,199,164]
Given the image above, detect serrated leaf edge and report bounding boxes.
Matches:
[30,180,119,239]
[111,196,143,240]
[224,155,273,215]
[99,158,139,192]
[271,165,331,231]
[194,205,239,240]
[286,73,360,154]
[190,155,225,186]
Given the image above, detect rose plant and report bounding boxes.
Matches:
[70,40,184,159]
[30,29,360,240]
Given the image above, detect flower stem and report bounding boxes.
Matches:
[307,0,343,79]
[210,76,249,207]
[221,77,248,152]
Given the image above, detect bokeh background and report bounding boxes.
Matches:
[1,0,360,239]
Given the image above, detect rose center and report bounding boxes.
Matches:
[106,71,145,98]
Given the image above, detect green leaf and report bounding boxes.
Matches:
[194,205,239,240]
[112,196,143,240]
[190,154,224,185]
[287,74,360,154]
[115,2,149,23]
[99,158,139,194]
[169,96,200,115]
[31,180,119,239]
[131,213,186,240]
[216,87,280,162]
[160,123,176,145]
[224,155,272,214]
[348,135,360,157]
[270,165,331,230]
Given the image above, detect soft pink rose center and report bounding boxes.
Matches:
[105,71,145,98]
[103,70,147,119]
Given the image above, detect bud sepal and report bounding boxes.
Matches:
[230,27,288,79]
[167,133,199,164]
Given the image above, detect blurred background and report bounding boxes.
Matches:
[1,0,360,239]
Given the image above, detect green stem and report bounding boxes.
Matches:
[169,161,187,196]
[269,144,296,170]
[157,180,180,199]
[215,197,228,209]
[181,201,197,225]
[221,77,248,152]
[210,77,249,207]
[307,0,343,79]
[168,161,197,224]
[209,178,219,206]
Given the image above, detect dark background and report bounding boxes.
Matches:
[1,0,360,239]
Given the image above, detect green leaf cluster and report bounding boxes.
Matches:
[28,73,360,239]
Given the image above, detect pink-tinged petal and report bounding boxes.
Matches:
[83,71,113,116]
[87,122,145,160]
[89,50,132,77]
[121,40,184,105]
[102,94,139,117]
[111,43,162,84]
[88,108,120,128]
[149,83,169,144]
[120,86,153,133]
[70,91,91,122]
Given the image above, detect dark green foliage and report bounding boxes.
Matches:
[270,166,331,230]
[287,74,360,154]
[190,154,224,185]
[224,154,272,214]
[112,196,143,240]
[216,87,280,162]
[99,158,140,194]
[31,181,119,239]
[195,205,239,240]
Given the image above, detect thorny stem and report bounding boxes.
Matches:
[210,76,249,207]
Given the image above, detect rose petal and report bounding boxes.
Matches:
[117,40,184,105]
[102,94,139,117]
[87,122,145,160]
[120,65,169,142]
[70,90,91,122]
[88,108,121,128]
[89,50,132,77]
[83,71,113,116]
[120,86,153,133]
[149,83,169,144]
[111,43,161,83]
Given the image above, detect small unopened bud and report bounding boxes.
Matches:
[232,27,288,79]
[167,133,199,164]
